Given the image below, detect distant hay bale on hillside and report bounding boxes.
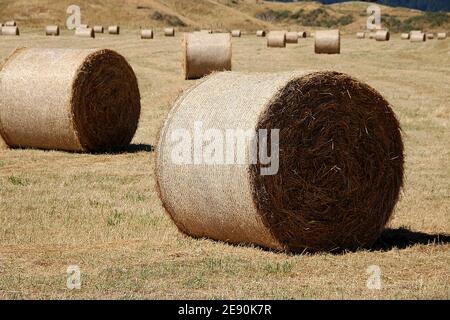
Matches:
[93,25,104,33]
[75,27,94,38]
[156,71,404,253]
[267,31,286,48]
[256,30,265,37]
[410,31,426,42]
[0,48,141,152]
[5,21,16,27]
[79,24,89,28]
[375,30,390,41]
[286,32,298,44]
[356,32,365,39]
[164,27,175,37]
[108,26,120,35]
[401,33,410,40]
[1,26,19,36]
[141,29,153,39]
[298,31,307,38]
[426,33,434,40]
[315,30,340,54]
[437,32,447,40]
[231,30,241,37]
[45,25,59,36]
[183,33,232,80]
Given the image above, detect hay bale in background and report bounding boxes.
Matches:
[156,71,404,253]
[426,33,434,40]
[75,27,94,38]
[45,25,59,36]
[93,25,104,33]
[0,48,141,152]
[108,25,120,35]
[356,32,365,39]
[256,30,265,37]
[5,21,16,27]
[286,32,298,44]
[401,33,410,40]
[164,27,175,37]
[141,29,153,39]
[183,33,232,80]
[410,31,426,42]
[79,24,89,28]
[200,29,212,34]
[267,31,286,48]
[231,30,241,37]
[375,30,390,41]
[1,26,19,36]
[315,30,340,54]
[368,32,376,39]
[298,31,307,38]
[437,32,447,40]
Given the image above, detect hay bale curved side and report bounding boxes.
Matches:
[164,27,175,37]
[401,33,410,40]
[410,31,426,42]
[231,30,241,37]
[315,30,340,54]
[93,25,104,33]
[286,32,298,44]
[108,25,120,35]
[0,48,141,152]
[5,21,16,26]
[375,30,390,41]
[298,31,307,38]
[267,31,286,48]
[183,33,232,80]
[75,27,94,38]
[45,25,59,36]
[256,30,265,37]
[1,26,19,36]
[156,71,404,253]
[426,33,434,39]
[141,29,153,39]
[437,32,447,40]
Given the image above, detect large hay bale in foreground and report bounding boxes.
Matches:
[45,25,59,36]
[437,32,447,40]
[267,31,286,48]
[231,30,241,37]
[141,29,153,39]
[108,26,120,35]
[164,27,175,37]
[75,27,94,38]
[410,31,426,42]
[256,30,265,37]
[183,33,232,80]
[286,32,298,44]
[315,30,340,54]
[0,48,141,152]
[1,26,19,36]
[375,30,390,41]
[156,71,404,253]
[93,25,104,33]
[401,33,410,40]
[356,32,365,39]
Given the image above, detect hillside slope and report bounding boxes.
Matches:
[0,0,449,33]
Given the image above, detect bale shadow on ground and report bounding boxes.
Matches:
[96,143,154,154]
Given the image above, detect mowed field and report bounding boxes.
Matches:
[0,29,449,299]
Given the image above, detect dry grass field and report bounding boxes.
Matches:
[0,28,449,300]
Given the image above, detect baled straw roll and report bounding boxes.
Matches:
[298,31,307,38]
[141,29,154,39]
[45,25,60,36]
[314,30,340,54]
[356,32,365,39]
[156,71,404,252]
[426,33,434,39]
[1,26,19,36]
[93,25,104,33]
[256,30,265,37]
[5,21,16,26]
[437,32,447,40]
[164,27,175,37]
[79,24,89,28]
[108,25,120,34]
[267,31,286,48]
[231,30,241,37]
[0,48,141,152]
[183,33,232,80]
[286,32,298,44]
[375,30,390,41]
[401,33,410,40]
[75,27,94,38]
[410,31,426,42]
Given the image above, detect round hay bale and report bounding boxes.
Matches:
[231,30,241,37]
[93,25,104,33]
[375,30,390,41]
[1,26,19,36]
[156,71,404,253]
[0,48,141,152]
[5,21,16,27]
[356,32,365,39]
[108,25,120,35]
[298,31,307,38]
[410,31,426,42]
[368,32,376,39]
[426,33,434,40]
[45,25,60,36]
[256,30,266,37]
[75,27,94,38]
[437,32,447,40]
[267,31,286,48]
[314,30,340,54]
[164,27,175,37]
[286,32,298,44]
[79,24,89,29]
[182,33,232,80]
[401,33,410,40]
[141,29,154,39]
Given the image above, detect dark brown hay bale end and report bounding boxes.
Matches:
[183,33,232,80]
[267,31,286,48]
[0,48,141,152]
[410,31,426,42]
[1,26,19,36]
[45,25,59,36]
[256,30,266,37]
[356,32,365,39]
[156,71,404,253]
[315,30,340,54]
[141,29,154,39]
[375,30,390,41]
[286,32,298,44]
[231,30,241,37]
[108,25,120,35]
[401,33,410,40]
[164,27,175,37]
[437,32,447,40]
[93,25,104,33]
[75,27,94,38]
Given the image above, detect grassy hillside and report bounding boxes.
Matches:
[0,0,449,33]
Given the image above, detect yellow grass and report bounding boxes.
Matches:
[0,28,449,299]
